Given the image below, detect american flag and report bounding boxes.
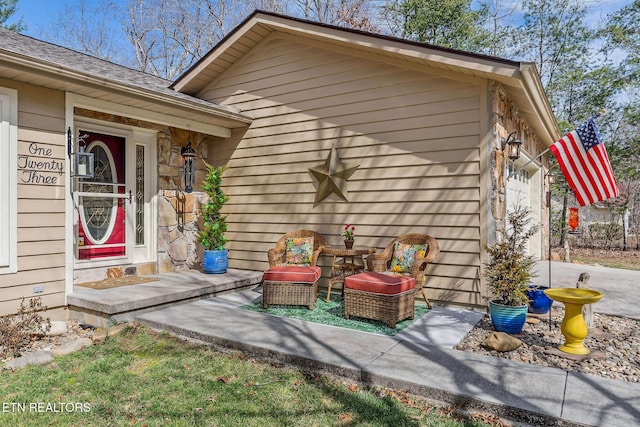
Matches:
[550,117,619,206]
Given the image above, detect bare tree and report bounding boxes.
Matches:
[121,0,291,79]
[43,0,124,64]
[40,0,382,79]
[336,0,379,31]
[124,0,226,80]
[292,0,378,29]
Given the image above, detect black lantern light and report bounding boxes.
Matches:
[181,141,196,193]
[502,131,523,160]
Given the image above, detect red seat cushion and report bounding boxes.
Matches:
[263,265,321,283]
[345,271,415,295]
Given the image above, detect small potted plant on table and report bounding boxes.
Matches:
[342,224,355,248]
[484,204,540,333]
[199,162,230,274]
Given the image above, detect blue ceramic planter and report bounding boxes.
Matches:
[488,301,528,334]
[526,285,553,314]
[203,249,228,274]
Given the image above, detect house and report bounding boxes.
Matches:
[0,11,560,319]
[0,23,252,318]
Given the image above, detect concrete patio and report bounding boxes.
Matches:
[137,287,640,427]
[65,264,640,426]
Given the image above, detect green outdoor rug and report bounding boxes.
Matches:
[241,291,429,336]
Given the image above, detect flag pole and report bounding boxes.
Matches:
[545,168,557,331]
[506,109,606,181]
[548,183,552,331]
[543,108,606,329]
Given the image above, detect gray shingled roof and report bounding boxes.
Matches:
[0,27,244,117]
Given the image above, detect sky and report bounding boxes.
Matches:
[12,0,637,39]
[6,0,636,58]
[13,0,62,37]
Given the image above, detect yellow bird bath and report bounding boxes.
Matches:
[544,288,603,355]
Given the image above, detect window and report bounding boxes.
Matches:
[135,144,145,245]
[0,87,18,274]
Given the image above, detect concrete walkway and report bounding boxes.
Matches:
[137,286,640,427]
[535,261,640,320]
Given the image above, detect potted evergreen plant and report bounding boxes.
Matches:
[199,162,230,274]
[484,204,540,333]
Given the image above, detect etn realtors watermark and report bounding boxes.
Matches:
[2,402,91,413]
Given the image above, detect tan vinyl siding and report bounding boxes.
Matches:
[0,80,66,316]
[204,35,485,306]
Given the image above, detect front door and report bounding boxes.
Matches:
[76,131,128,260]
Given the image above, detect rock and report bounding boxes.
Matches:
[481,332,523,352]
[158,252,175,273]
[526,317,540,324]
[4,350,53,369]
[52,338,93,357]
[158,197,177,227]
[45,320,68,336]
[167,236,189,262]
[92,323,129,344]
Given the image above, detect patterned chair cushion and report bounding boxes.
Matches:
[389,242,427,274]
[344,271,415,294]
[263,265,322,283]
[284,237,314,265]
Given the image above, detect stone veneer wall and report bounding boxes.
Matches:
[155,127,210,274]
[157,190,208,273]
[489,84,550,254]
[75,108,211,273]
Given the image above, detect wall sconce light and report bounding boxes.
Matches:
[547,172,556,185]
[502,131,523,160]
[67,127,94,179]
[181,141,196,193]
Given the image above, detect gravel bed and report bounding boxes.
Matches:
[455,306,640,383]
[1,321,95,364]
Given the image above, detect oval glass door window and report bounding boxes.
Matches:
[77,131,126,260]
[80,141,118,243]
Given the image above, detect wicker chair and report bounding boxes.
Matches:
[366,233,440,308]
[262,230,326,309]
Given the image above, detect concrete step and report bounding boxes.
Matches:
[67,269,263,327]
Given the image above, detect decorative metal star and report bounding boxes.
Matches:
[309,145,359,202]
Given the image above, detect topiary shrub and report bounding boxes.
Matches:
[198,162,229,251]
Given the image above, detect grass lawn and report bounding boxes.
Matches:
[0,325,493,427]
[567,248,640,271]
[571,255,640,271]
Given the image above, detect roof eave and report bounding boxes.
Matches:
[0,50,252,128]
[518,63,561,145]
[172,10,523,94]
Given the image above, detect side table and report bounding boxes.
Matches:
[321,246,376,303]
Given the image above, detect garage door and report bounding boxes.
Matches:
[506,160,542,258]
[506,162,531,213]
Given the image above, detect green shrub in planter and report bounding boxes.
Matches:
[485,204,540,333]
[199,163,230,273]
[199,163,229,251]
[485,204,540,307]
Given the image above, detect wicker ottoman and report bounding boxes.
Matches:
[344,271,416,328]
[262,265,322,309]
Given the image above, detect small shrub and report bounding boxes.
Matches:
[587,223,623,249]
[484,205,540,306]
[0,297,51,358]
